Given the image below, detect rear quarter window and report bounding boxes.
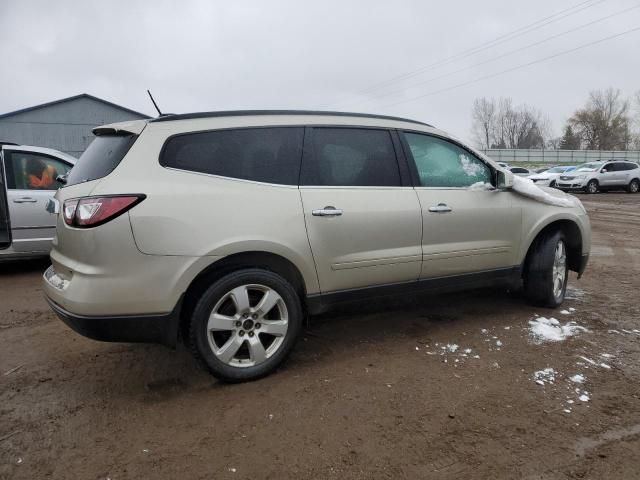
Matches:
[160,127,304,185]
[66,134,137,187]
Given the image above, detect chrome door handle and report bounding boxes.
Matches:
[312,206,343,217]
[428,203,452,213]
[13,197,37,203]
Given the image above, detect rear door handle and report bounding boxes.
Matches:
[428,203,452,213]
[312,206,343,217]
[13,197,37,203]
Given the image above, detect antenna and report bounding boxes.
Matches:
[147,89,163,116]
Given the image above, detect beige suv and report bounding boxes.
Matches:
[43,111,590,382]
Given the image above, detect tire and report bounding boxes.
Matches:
[549,180,557,188]
[523,231,568,308]
[585,179,598,194]
[189,269,303,382]
[628,179,640,194]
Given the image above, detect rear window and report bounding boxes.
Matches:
[66,134,136,186]
[160,127,304,185]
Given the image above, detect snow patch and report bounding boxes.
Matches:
[528,317,587,343]
[512,175,581,208]
[570,374,586,384]
[469,181,495,191]
[534,368,557,385]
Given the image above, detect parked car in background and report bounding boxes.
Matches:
[557,160,640,194]
[0,143,76,259]
[528,166,577,188]
[497,162,510,169]
[42,110,590,382]
[509,166,532,177]
[533,166,554,174]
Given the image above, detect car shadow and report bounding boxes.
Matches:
[0,257,50,276]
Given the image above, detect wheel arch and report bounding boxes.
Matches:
[178,251,309,343]
[521,219,583,276]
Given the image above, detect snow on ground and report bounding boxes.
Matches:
[570,374,586,383]
[534,368,557,385]
[528,317,588,343]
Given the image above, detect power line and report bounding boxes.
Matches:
[336,3,640,108]
[319,0,606,108]
[378,25,640,110]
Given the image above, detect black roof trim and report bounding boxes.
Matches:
[0,93,151,120]
[149,110,432,127]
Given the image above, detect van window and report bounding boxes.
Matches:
[5,152,72,190]
[160,127,304,185]
[301,128,401,187]
[66,134,137,186]
[403,133,492,187]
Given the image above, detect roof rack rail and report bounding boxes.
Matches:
[149,109,432,127]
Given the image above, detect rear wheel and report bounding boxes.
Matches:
[585,179,598,194]
[189,269,303,382]
[524,231,568,308]
[628,179,640,193]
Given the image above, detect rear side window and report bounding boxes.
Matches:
[4,151,72,190]
[403,132,492,188]
[301,128,400,187]
[160,127,304,185]
[66,134,136,186]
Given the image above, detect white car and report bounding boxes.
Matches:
[557,160,640,194]
[0,143,76,259]
[509,166,532,177]
[528,166,577,188]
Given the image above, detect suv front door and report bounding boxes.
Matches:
[300,127,422,293]
[3,149,72,252]
[400,132,520,279]
[0,150,10,249]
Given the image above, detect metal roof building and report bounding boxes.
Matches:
[0,94,150,157]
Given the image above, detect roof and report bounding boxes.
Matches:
[0,93,151,120]
[150,110,432,127]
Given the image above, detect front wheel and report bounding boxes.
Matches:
[549,180,557,188]
[628,179,640,193]
[585,180,598,194]
[524,231,568,308]
[189,269,303,382]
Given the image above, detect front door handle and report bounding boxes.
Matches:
[312,206,343,217]
[13,197,37,204]
[428,203,452,213]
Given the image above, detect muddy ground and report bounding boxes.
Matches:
[1,193,639,479]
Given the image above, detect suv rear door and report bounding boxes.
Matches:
[299,127,422,293]
[3,149,72,252]
[0,149,10,249]
[400,131,520,278]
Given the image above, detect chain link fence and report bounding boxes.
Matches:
[480,149,640,165]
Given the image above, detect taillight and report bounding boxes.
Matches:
[62,195,145,228]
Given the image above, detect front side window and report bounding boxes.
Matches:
[301,128,401,187]
[404,133,492,187]
[160,127,304,185]
[5,152,71,190]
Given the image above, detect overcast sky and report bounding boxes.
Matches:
[1,0,638,144]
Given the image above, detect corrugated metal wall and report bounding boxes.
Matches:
[481,148,640,164]
[0,97,147,157]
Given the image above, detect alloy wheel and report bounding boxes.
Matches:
[206,284,289,368]
[552,241,567,299]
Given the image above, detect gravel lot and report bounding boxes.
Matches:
[1,193,639,479]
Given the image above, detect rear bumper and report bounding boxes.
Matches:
[46,296,182,348]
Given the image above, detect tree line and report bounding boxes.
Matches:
[471,88,639,151]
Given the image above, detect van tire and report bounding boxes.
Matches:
[523,230,568,308]
[188,269,303,383]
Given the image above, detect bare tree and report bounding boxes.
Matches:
[568,88,631,150]
[471,97,551,149]
[471,97,496,149]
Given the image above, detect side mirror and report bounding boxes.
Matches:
[600,168,608,173]
[497,169,514,189]
[56,174,67,185]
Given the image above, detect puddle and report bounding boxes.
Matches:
[575,423,640,456]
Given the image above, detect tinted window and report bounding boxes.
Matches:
[404,133,492,187]
[161,127,303,185]
[511,167,528,174]
[5,151,71,190]
[66,134,136,186]
[628,163,639,170]
[301,128,400,187]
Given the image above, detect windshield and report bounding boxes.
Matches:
[65,134,137,186]
[576,162,603,172]
[546,167,566,173]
